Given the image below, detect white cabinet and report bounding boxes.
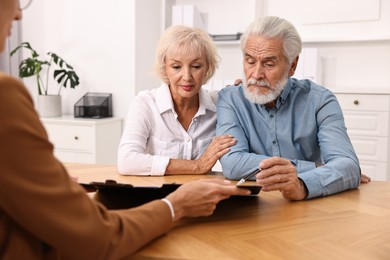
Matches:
[335,93,390,181]
[161,0,390,90]
[41,116,122,165]
[264,0,390,42]
[163,0,263,34]
[163,0,390,42]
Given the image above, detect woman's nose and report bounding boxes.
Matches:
[182,67,192,81]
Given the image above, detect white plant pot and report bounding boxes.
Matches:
[37,95,62,117]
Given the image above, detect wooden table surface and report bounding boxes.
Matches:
[65,163,390,260]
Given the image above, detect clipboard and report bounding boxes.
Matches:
[80,180,261,209]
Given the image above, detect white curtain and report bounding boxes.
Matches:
[0,21,21,76]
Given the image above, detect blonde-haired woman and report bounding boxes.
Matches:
[118,25,236,175]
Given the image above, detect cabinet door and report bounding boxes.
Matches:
[264,0,390,42]
[343,112,389,137]
[41,117,122,165]
[44,124,95,151]
[164,0,261,34]
[54,150,95,164]
[336,94,390,111]
[360,160,388,181]
[336,94,390,137]
[350,136,388,162]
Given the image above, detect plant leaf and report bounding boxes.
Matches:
[48,52,72,69]
[12,43,80,93]
[11,42,39,58]
[53,69,80,89]
[18,58,38,77]
[18,58,48,78]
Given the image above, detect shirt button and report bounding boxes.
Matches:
[186,138,191,142]
[272,140,276,144]
[270,115,274,118]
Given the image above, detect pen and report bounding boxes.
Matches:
[236,168,261,186]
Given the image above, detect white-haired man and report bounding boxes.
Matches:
[217,16,361,200]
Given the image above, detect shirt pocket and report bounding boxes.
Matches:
[194,137,213,159]
[147,136,181,158]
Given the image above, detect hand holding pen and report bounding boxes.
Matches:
[236,168,261,186]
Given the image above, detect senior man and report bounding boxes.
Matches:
[217,16,361,200]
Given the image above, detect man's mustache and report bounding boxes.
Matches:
[247,79,271,89]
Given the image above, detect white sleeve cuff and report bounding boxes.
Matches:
[151,156,170,176]
[161,198,175,220]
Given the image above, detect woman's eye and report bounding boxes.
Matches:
[172,65,181,70]
[192,65,201,69]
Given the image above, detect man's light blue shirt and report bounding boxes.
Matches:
[217,78,360,199]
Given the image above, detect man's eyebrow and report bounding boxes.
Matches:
[244,53,253,58]
[263,56,278,61]
[244,53,278,61]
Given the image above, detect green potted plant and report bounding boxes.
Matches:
[10,42,80,117]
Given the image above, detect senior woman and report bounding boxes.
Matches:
[118,25,236,175]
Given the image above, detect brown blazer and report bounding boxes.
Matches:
[0,73,173,259]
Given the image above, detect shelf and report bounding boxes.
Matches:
[162,0,262,34]
[302,35,390,44]
[213,37,390,47]
[214,40,240,46]
[329,87,390,95]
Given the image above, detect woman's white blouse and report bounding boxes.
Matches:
[117,84,218,175]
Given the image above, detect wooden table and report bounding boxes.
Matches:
[65,163,390,260]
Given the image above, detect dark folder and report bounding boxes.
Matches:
[80,180,261,209]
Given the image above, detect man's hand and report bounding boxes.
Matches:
[194,135,236,174]
[166,179,250,222]
[255,157,307,200]
[360,173,371,184]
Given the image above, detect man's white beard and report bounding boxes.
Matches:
[243,73,288,105]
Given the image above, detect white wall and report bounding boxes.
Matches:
[16,0,161,120]
[14,0,390,121]
[305,41,390,92]
[169,0,390,93]
[263,0,390,93]
[208,40,390,93]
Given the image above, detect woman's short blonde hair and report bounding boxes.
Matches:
[153,25,220,85]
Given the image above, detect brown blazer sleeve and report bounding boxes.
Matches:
[0,73,173,259]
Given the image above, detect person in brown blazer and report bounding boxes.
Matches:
[0,1,250,259]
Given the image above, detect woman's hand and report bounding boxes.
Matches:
[195,135,236,174]
[234,79,243,85]
[360,173,371,184]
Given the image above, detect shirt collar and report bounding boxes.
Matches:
[265,77,293,110]
[155,84,216,115]
[198,87,217,114]
[279,78,293,104]
[155,84,174,114]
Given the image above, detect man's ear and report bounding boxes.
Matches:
[288,56,299,77]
